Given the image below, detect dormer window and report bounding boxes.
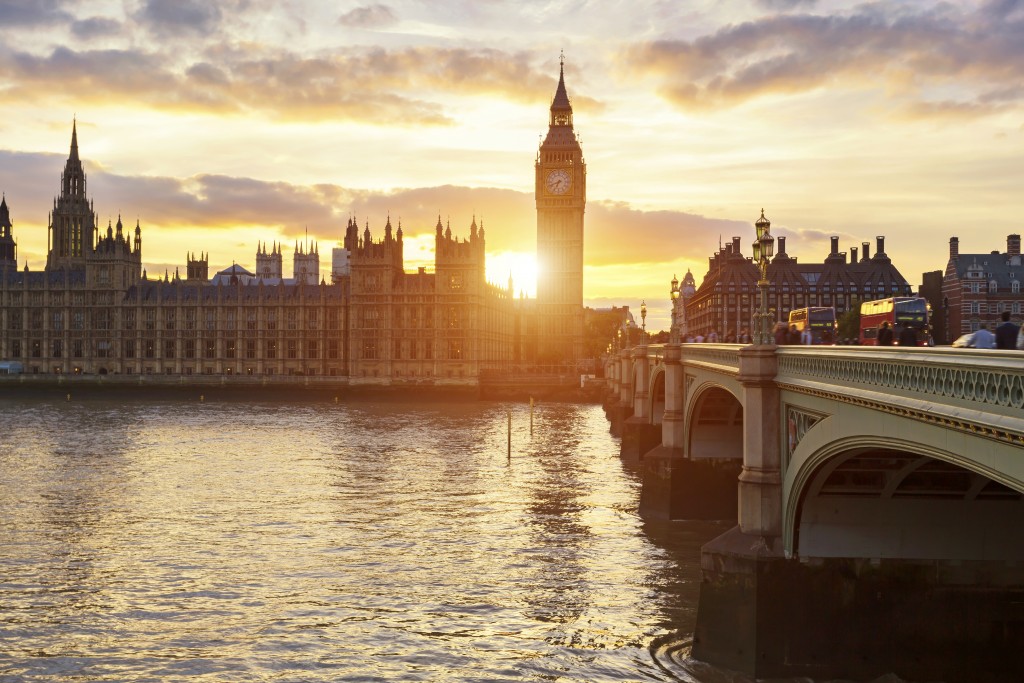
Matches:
[1013,280,1021,294]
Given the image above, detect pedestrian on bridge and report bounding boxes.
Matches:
[877,321,894,346]
[773,322,788,345]
[995,311,1020,350]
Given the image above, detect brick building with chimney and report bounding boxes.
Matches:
[685,211,914,339]
[941,234,1024,339]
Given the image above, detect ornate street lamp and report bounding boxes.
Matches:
[752,209,776,345]
[640,300,647,343]
[670,275,680,343]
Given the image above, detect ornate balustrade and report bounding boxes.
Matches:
[775,346,1024,445]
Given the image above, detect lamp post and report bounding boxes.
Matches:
[670,275,680,343]
[752,209,776,345]
[640,300,647,343]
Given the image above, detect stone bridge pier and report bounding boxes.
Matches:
[603,347,633,437]
[620,344,662,461]
[604,341,1024,682]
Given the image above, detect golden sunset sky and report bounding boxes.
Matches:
[1,0,1022,330]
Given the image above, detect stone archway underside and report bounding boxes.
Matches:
[689,387,743,460]
[797,448,1024,561]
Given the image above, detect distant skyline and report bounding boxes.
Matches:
[1,0,1023,330]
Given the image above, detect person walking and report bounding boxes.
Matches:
[877,321,894,346]
[971,324,996,348]
[995,311,1020,350]
[898,324,918,347]
[800,326,813,345]
[773,322,788,345]
[787,323,801,345]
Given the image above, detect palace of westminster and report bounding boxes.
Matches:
[0,63,587,381]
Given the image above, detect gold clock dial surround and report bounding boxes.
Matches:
[545,169,571,195]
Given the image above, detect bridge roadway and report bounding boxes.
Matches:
[603,342,1024,682]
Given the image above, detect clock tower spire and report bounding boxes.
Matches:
[535,53,585,364]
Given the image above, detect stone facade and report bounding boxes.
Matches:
[941,234,1024,338]
[1,62,587,379]
[535,56,586,363]
[686,212,913,338]
[0,132,531,382]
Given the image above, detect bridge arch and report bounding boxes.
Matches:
[785,424,1024,562]
[649,368,665,425]
[687,382,744,461]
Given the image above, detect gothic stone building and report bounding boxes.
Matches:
[686,211,913,338]
[0,129,519,380]
[0,62,586,380]
[942,234,1024,338]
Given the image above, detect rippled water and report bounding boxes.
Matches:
[0,396,892,682]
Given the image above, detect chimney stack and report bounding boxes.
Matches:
[850,246,858,263]
[949,236,959,259]
[830,236,839,255]
[1008,234,1021,256]
[862,241,870,261]
[732,236,741,255]
[876,236,886,257]
[777,235,787,256]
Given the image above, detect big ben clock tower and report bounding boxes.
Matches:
[536,55,585,364]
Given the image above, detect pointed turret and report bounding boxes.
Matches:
[0,195,11,235]
[549,52,573,128]
[70,118,80,162]
[48,119,97,269]
[0,194,17,269]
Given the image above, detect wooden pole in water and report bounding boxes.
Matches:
[507,409,512,462]
[530,397,534,436]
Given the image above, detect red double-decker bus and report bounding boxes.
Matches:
[859,297,929,346]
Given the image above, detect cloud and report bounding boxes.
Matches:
[586,201,748,266]
[754,0,817,9]
[338,4,397,29]
[132,0,223,38]
[0,44,565,125]
[70,16,123,40]
[0,150,735,271]
[624,3,1024,119]
[0,0,71,27]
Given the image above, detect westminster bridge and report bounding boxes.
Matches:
[603,342,1024,682]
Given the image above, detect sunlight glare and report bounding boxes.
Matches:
[487,250,537,298]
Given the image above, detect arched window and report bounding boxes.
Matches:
[989,279,998,293]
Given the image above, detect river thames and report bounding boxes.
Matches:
[0,396,883,682]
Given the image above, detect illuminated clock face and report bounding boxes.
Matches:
[545,169,571,195]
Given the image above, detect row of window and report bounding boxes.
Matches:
[965,301,1022,314]
[8,338,343,361]
[963,281,1022,294]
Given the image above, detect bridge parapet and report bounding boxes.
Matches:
[680,343,742,376]
[775,347,1024,444]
